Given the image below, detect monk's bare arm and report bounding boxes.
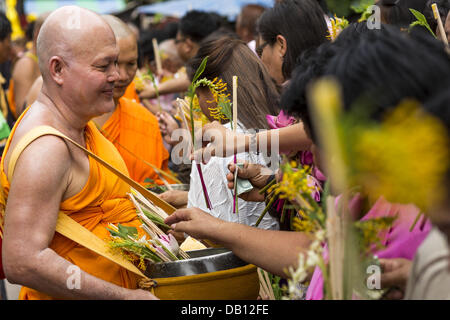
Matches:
[2,136,153,299]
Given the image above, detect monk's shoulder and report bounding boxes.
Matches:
[4,104,71,175]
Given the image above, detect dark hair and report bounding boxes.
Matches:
[187,37,280,130]
[179,10,221,43]
[0,11,12,41]
[282,23,450,142]
[257,0,329,80]
[280,43,338,142]
[139,22,179,66]
[424,0,450,33]
[378,0,428,27]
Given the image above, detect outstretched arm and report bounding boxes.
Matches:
[192,121,312,164]
[2,136,156,300]
[165,207,311,278]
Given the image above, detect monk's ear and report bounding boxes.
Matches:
[48,56,65,86]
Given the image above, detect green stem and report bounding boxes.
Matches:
[280,200,288,224]
[256,193,278,227]
[409,211,423,232]
[258,179,277,195]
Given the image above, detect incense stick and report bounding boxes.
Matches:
[176,99,212,209]
[232,76,238,214]
[152,38,163,75]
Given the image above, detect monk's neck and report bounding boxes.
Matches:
[38,91,90,141]
[92,99,120,129]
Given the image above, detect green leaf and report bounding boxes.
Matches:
[350,0,375,13]
[118,224,138,238]
[409,8,427,24]
[409,9,437,38]
[192,56,209,83]
[107,228,124,239]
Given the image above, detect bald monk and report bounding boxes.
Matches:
[1,6,157,300]
[93,15,172,187]
[8,13,49,119]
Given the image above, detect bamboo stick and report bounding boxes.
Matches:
[152,38,163,75]
[432,3,449,47]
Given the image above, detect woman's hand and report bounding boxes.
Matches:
[191,121,247,164]
[138,83,157,99]
[156,111,181,146]
[226,162,274,202]
[379,258,412,300]
[227,162,280,202]
[165,207,225,241]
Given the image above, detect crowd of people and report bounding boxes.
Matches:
[0,0,449,300]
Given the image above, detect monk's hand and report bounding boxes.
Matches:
[164,207,224,241]
[160,190,188,209]
[379,258,412,300]
[191,121,246,164]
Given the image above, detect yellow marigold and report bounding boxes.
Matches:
[269,162,315,202]
[327,15,349,41]
[195,77,232,122]
[350,100,449,211]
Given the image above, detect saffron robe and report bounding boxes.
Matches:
[0,107,143,300]
[100,97,171,186]
[123,81,141,105]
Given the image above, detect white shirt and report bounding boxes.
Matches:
[188,123,279,230]
[405,227,450,299]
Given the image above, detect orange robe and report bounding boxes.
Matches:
[0,108,143,300]
[6,79,16,119]
[100,97,172,186]
[123,81,141,105]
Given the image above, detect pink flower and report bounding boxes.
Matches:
[301,151,314,166]
[266,110,296,129]
[158,234,180,256]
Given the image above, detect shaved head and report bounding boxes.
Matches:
[101,14,138,103]
[33,11,51,41]
[102,15,135,40]
[37,6,116,80]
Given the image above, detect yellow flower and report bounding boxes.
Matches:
[195,77,232,122]
[269,161,315,202]
[349,100,449,211]
[327,15,349,41]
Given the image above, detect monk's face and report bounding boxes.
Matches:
[61,25,119,117]
[113,34,138,102]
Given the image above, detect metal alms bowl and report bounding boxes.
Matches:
[144,248,248,278]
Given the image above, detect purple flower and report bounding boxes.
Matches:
[301,151,314,166]
[158,234,179,255]
[266,110,296,129]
